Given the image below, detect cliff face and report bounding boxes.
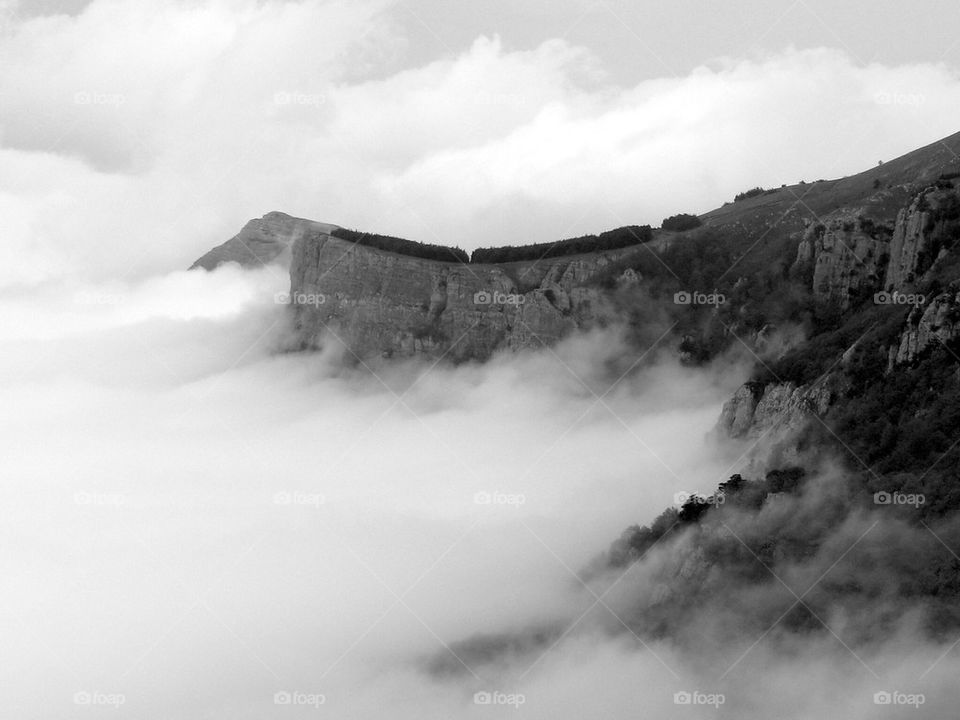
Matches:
[884,186,959,290]
[793,185,960,308]
[890,290,960,367]
[885,193,933,290]
[722,185,960,445]
[715,375,837,441]
[287,227,637,361]
[797,218,886,309]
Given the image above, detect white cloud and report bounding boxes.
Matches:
[1,2,959,287]
[0,261,745,718]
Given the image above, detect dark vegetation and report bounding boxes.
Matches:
[734,186,777,202]
[331,228,470,263]
[661,213,702,232]
[606,466,960,641]
[471,225,653,264]
[601,177,960,644]
[597,207,960,519]
[608,469,808,568]
[331,225,654,264]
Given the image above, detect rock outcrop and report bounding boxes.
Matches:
[889,290,960,367]
[190,211,338,271]
[793,185,960,308]
[794,217,886,308]
[716,373,838,441]
[287,225,639,361]
[884,186,960,290]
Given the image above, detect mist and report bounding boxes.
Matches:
[0,261,956,718]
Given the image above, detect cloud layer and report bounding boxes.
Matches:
[0,264,746,718]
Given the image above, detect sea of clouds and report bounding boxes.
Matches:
[4,1,960,716]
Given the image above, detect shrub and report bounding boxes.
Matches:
[471,225,653,264]
[331,228,469,263]
[734,187,766,202]
[661,213,703,232]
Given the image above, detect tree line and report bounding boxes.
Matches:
[331,225,656,265]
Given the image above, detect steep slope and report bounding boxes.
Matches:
[701,130,960,234]
[190,211,339,271]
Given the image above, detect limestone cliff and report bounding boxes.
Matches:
[793,184,960,308]
[287,226,639,361]
[793,217,886,309]
[715,374,837,441]
[889,290,960,367]
[725,185,960,446]
[884,186,960,290]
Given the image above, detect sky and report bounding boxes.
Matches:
[3,2,960,718]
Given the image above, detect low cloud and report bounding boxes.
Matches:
[0,261,744,718]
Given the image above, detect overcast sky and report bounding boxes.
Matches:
[1,0,959,285]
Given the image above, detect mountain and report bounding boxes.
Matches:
[189,211,339,271]
[190,131,960,364]
[186,131,960,475]
[190,130,960,669]
[193,215,664,361]
[188,129,960,471]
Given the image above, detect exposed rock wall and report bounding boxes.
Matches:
[884,186,959,290]
[288,227,638,361]
[884,194,933,290]
[794,186,960,308]
[795,218,885,308]
[890,290,960,367]
[716,374,837,441]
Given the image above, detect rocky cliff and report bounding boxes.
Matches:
[287,226,641,361]
[721,182,960,445]
[794,217,886,309]
[793,183,960,308]
[715,373,838,441]
[885,186,960,290]
[889,289,960,367]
